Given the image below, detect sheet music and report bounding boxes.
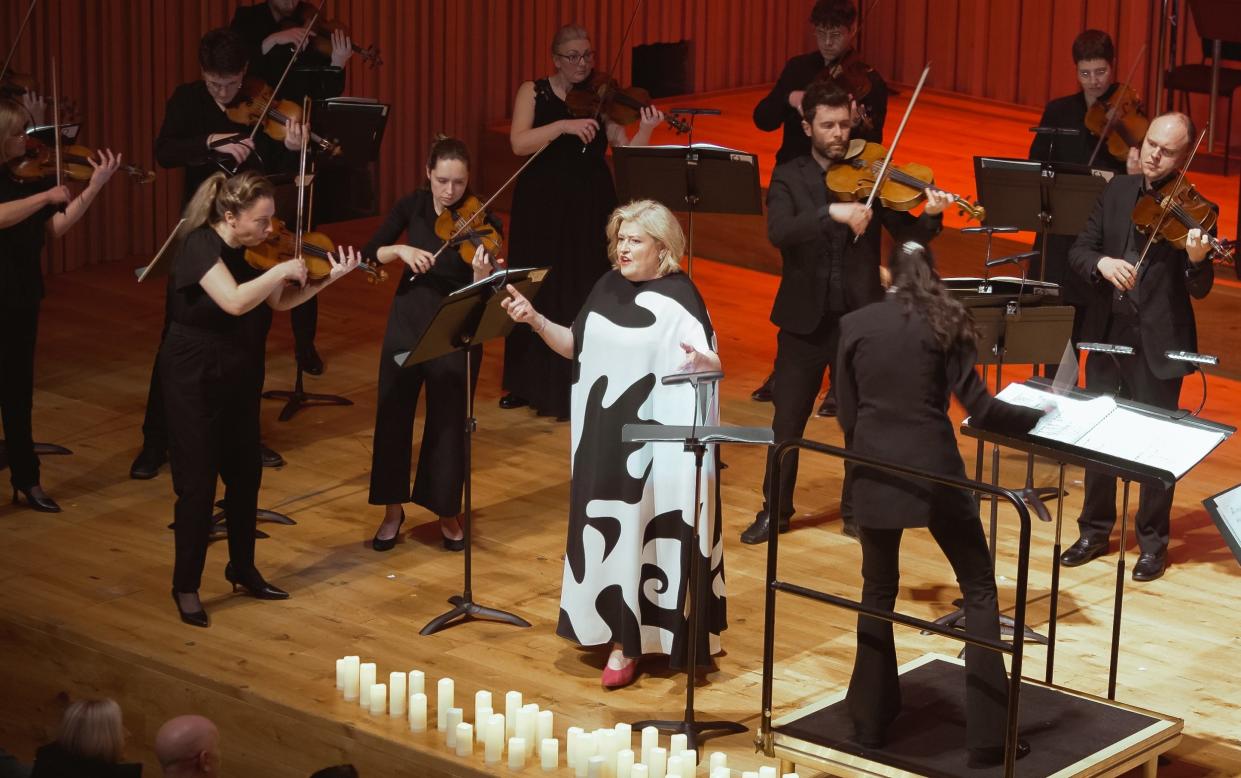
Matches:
[1209,484,1241,541]
[995,383,1115,444]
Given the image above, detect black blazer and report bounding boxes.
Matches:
[1068,174,1214,380]
[766,154,942,335]
[837,297,1041,529]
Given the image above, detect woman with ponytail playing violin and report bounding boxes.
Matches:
[164,171,358,627]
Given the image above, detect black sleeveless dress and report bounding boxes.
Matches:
[502,76,618,418]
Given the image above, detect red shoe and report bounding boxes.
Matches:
[601,656,639,688]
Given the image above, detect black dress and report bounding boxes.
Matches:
[30,742,141,778]
[160,226,268,593]
[363,190,499,514]
[502,77,617,419]
[0,175,57,493]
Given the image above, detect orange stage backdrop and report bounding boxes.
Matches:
[0,0,1221,275]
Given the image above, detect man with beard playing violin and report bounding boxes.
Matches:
[741,78,951,545]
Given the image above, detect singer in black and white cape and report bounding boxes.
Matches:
[500,200,724,689]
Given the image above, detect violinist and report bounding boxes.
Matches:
[499,23,663,420]
[132,28,306,482]
[0,96,121,513]
[1064,112,1214,583]
[230,0,352,98]
[363,137,501,554]
[740,79,950,546]
[165,171,358,628]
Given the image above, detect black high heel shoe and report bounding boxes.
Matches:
[224,562,289,600]
[372,511,405,552]
[172,590,209,628]
[12,485,61,513]
[440,517,465,552]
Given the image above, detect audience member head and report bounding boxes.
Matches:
[309,765,359,778]
[155,715,220,777]
[56,698,126,763]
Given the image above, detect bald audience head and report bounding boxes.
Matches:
[155,715,220,777]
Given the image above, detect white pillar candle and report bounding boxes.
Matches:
[477,707,493,728]
[709,752,727,771]
[455,722,474,757]
[598,729,616,766]
[516,707,537,758]
[505,691,523,738]
[445,708,463,748]
[409,669,425,696]
[648,746,667,778]
[616,749,634,778]
[782,774,800,778]
[389,672,406,718]
[408,693,427,732]
[669,734,687,756]
[710,769,730,778]
[588,755,606,778]
[632,766,649,778]
[335,658,346,690]
[437,678,454,731]
[758,768,777,778]
[666,756,682,778]
[485,713,506,764]
[614,723,632,752]
[540,737,559,771]
[522,705,540,755]
[640,726,658,765]
[342,656,360,702]
[536,710,554,746]
[678,750,696,778]
[509,737,527,769]
[358,663,376,709]
[741,773,759,778]
[575,732,596,777]
[566,727,583,766]
[368,683,386,716]
[476,690,493,724]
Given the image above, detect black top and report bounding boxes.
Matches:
[837,296,1042,529]
[1028,85,1127,173]
[753,50,888,164]
[167,225,266,337]
[154,80,287,204]
[30,742,142,778]
[230,4,345,99]
[0,175,57,307]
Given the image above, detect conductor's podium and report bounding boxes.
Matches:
[769,654,1181,778]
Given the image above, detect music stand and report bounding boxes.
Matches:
[623,371,774,749]
[613,143,763,276]
[401,267,547,635]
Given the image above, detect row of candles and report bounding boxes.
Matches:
[335,656,798,776]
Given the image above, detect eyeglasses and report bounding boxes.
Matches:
[814,27,850,44]
[1077,67,1111,80]
[555,50,595,65]
[204,75,244,93]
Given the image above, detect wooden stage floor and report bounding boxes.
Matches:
[2,85,1240,776]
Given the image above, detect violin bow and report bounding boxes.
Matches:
[1086,43,1147,168]
[51,55,60,189]
[580,0,644,153]
[0,0,38,85]
[1130,127,1207,280]
[856,62,930,241]
[293,97,312,277]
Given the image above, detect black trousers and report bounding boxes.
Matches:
[1078,313,1183,555]
[0,303,40,490]
[368,342,481,516]
[161,324,263,593]
[290,296,317,358]
[848,513,1009,750]
[762,314,853,519]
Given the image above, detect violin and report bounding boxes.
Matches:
[282,1,383,68]
[820,50,876,130]
[219,77,341,157]
[8,137,154,183]
[245,216,386,283]
[435,194,503,264]
[1131,177,1235,264]
[564,72,690,134]
[1084,84,1149,165]
[825,140,985,222]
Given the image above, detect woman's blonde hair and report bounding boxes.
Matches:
[551,24,590,55]
[178,170,273,240]
[606,199,686,276]
[56,698,126,763]
[0,96,28,139]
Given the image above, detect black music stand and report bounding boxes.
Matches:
[624,372,774,750]
[403,267,547,635]
[312,98,389,224]
[613,143,763,276]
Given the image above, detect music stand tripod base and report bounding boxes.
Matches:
[420,596,532,635]
[262,364,352,422]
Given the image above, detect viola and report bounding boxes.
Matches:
[245,216,386,284]
[1131,177,1235,264]
[1084,84,1149,165]
[8,137,154,184]
[825,140,985,222]
[819,50,877,131]
[219,77,341,157]
[435,194,503,265]
[282,1,383,68]
[564,72,690,134]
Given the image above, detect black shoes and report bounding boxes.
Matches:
[12,485,61,513]
[1132,551,1167,582]
[260,445,285,468]
[750,373,774,402]
[441,517,465,552]
[740,510,790,545]
[1060,536,1108,567]
[172,590,209,628]
[967,739,1031,768]
[372,511,405,552]
[297,346,324,376]
[224,562,289,600]
[129,448,166,480]
[499,394,529,409]
[841,517,858,539]
[816,393,838,417]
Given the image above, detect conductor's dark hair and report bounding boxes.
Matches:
[1072,29,1114,64]
[309,765,359,778]
[890,241,977,351]
[426,134,470,172]
[801,78,852,123]
[198,28,250,75]
[810,0,857,29]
